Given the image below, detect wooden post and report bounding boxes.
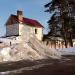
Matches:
[10,41,11,46]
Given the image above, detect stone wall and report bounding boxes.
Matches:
[6,24,19,36]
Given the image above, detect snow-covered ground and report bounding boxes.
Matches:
[0,36,75,62]
[0,36,75,63]
[1,36,75,62]
[0,37,20,46]
[0,37,61,62]
[59,47,75,55]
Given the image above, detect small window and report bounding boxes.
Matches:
[35,29,37,34]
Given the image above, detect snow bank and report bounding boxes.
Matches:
[0,47,11,61]
[0,37,61,62]
[59,47,75,55]
[29,37,61,59]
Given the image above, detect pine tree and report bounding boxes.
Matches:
[45,0,75,48]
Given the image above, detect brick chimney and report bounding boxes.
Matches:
[17,10,23,23]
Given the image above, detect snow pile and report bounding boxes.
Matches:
[0,37,61,62]
[59,47,75,55]
[0,44,44,62]
[29,37,61,59]
[0,47,11,61]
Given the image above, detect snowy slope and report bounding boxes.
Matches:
[0,37,61,62]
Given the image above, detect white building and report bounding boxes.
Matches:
[5,10,43,41]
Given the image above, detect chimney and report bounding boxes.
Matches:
[17,10,23,23]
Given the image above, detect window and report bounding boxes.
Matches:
[35,29,37,34]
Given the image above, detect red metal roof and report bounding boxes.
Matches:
[23,18,44,28]
[6,15,44,28]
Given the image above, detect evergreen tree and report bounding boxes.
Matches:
[45,0,75,48]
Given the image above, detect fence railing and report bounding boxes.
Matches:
[42,40,75,49]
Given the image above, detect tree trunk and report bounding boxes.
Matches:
[69,32,73,47]
[64,33,68,48]
[60,5,68,48]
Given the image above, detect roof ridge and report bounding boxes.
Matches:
[6,14,44,28]
[11,14,38,21]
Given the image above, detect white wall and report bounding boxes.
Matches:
[19,23,31,42]
[6,24,19,36]
[35,27,43,41]
[6,23,43,41]
[19,24,43,41]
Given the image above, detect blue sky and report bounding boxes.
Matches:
[0,0,52,36]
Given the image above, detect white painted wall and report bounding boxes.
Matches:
[6,24,19,36]
[35,27,43,41]
[19,24,43,41]
[6,23,43,41]
[19,23,31,42]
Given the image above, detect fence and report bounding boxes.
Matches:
[42,39,75,49]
